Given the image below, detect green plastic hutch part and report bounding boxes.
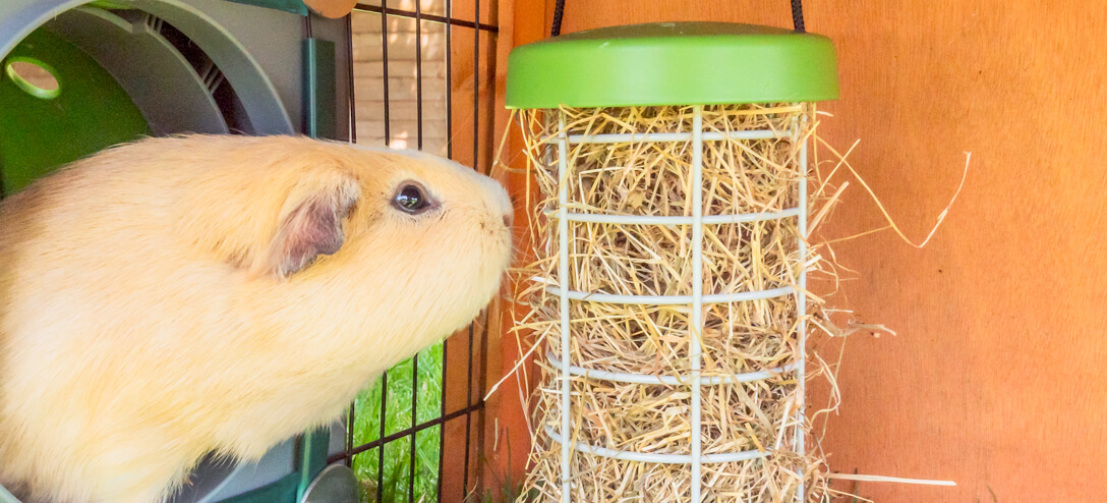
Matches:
[0,28,150,194]
[505,21,839,109]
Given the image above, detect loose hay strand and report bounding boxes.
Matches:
[814,138,972,249]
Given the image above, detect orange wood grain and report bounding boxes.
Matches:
[438,0,528,499]
[496,1,1107,501]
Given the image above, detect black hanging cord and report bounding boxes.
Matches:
[551,0,566,37]
[790,0,806,33]
[549,0,801,37]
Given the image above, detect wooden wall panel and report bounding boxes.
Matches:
[502,1,1107,501]
[351,9,450,154]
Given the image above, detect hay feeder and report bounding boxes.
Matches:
[506,22,840,502]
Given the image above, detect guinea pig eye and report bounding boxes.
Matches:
[392,184,432,215]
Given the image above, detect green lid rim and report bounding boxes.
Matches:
[505,22,840,109]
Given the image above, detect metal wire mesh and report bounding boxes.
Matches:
[325,3,500,502]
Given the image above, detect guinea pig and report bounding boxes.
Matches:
[0,134,514,503]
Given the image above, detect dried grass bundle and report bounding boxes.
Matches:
[512,103,845,502]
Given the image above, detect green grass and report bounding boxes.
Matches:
[351,342,444,503]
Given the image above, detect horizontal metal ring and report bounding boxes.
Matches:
[557,207,801,226]
[544,426,772,464]
[547,352,798,386]
[565,129,791,145]
[545,285,795,306]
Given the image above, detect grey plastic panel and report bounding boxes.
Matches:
[165,416,348,502]
[43,7,230,135]
[299,464,358,503]
[1,0,295,134]
[169,437,297,503]
[0,484,19,503]
[328,417,348,456]
[126,0,295,134]
[134,0,351,139]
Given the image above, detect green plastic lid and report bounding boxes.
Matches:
[505,22,839,109]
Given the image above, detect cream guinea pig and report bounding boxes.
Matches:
[0,134,514,503]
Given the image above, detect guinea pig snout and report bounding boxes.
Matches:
[480,177,514,229]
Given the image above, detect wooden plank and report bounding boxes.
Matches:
[354,60,447,79]
[355,100,447,119]
[351,12,448,34]
[353,76,447,102]
[352,32,449,62]
[356,0,448,17]
[353,118,448,138]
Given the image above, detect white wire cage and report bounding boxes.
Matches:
[538,106,811,502]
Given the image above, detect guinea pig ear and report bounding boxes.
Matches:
[258,172,361,279]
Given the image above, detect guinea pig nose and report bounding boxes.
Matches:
[502,212,514,228]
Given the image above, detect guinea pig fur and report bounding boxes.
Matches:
[0,134,514,503]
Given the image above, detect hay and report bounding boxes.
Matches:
[513,104,846,502]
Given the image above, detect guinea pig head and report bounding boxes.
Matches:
[235,141,515,371]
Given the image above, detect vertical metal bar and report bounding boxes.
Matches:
[345,11,358,468]
[472,0,480,172]
[475,299,490,496]
[437,345,447,503]
[377,5,391,500]
[346,406,355,466]
[410,2,425,500]
[415,1,424,150]
[377,371,388,503]
[409,357,418,503]
[346,12,357,145]
[690,106,705,503]
[380,0,391,143]
[475,57,499,503]
[474,9,492,478]
[464,1,482,498]
[795,112,809,502]
[437,4,453,500]
[462,322,474,498]
[556,113,571,503]
[444,0,453,160]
